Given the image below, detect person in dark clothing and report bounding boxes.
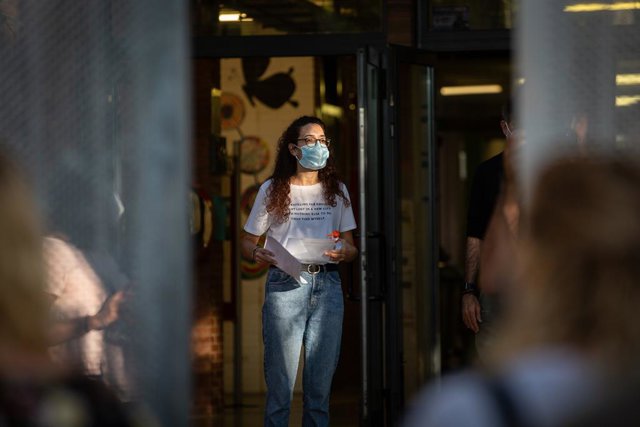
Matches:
[461,103,514,359]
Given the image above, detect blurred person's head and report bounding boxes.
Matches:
[494,155,640,369]
[0,150,49,359]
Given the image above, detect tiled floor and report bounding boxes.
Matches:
[194,391,360,426]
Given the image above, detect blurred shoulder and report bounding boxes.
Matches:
[403,371,502,427]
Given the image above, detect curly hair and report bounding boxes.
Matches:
[266,116,350,223]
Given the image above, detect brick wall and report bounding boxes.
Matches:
[191,58,224,419]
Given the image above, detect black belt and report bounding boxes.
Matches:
[270,263,339,274]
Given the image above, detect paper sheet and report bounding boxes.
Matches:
[264,236,306,285]
[288,238,336,264]
[303,238,336,262]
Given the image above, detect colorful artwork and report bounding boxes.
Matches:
[240,183,261,217]
[240,183,267,279]
[241,135,270,174]
[242,57,299,109]
[221,92,245,130]
[240,250,269,280]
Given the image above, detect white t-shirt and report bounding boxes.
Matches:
[244,180,357,263]
[44,237,107,376]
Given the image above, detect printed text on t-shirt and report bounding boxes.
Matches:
[290,202,333,221]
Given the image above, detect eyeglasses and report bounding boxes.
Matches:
[296,137,331,147]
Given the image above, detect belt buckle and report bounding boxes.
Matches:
[307,264,321,274]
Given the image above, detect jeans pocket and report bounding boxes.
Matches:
[266,269,299,292]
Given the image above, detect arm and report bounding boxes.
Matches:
[465,236,481,285]
[462,237,482,333]
[241,231,276,265]
[48,290,127,345]
[324,230,358,263]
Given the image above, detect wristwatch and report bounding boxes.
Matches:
[463,281,478,296]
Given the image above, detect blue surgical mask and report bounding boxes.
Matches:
[296,141,329,170]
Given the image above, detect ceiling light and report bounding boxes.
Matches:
[219,11,252,22]
[616,74,640,85]
[564,2,640,12]
[219,12,240,22]
[440,85,503,96]
[616,95,640,106]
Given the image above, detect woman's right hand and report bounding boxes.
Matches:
[242,232,276,265]
[254,247,277,265]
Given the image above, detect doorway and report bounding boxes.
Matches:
[213,54,362,426]
[196,46,509,426]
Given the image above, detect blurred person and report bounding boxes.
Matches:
[405,155,640,427]
[242,116,358,427]
[48,286,126,345]
[44,235,127,377]
[461,101,517,359]
[44,165,134,400]
[475,114,523,298]
[0,150,133,425]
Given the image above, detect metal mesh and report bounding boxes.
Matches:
[0,0,191,424]
[518,0,640,192]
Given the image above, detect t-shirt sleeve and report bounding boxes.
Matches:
[467,154,504,239]
[243,181,272,236]
[466,166,487,239]
[338,183,357,233]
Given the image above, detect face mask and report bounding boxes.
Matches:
[296,141,330,170]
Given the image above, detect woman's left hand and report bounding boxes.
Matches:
[324,238,349,263]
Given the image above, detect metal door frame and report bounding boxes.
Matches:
[358,45,438,426]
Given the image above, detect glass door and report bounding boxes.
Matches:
[392,49,439,400]
[357,46,385,426]
[358,46,437,426]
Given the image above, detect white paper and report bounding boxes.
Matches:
[284,238,310,261]
[264,236,306,285]
[298,238,336,263]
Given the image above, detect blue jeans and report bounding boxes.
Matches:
[262,267,344,427]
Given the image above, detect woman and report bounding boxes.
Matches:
[242,116,358,427]
[405,156,640,427]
